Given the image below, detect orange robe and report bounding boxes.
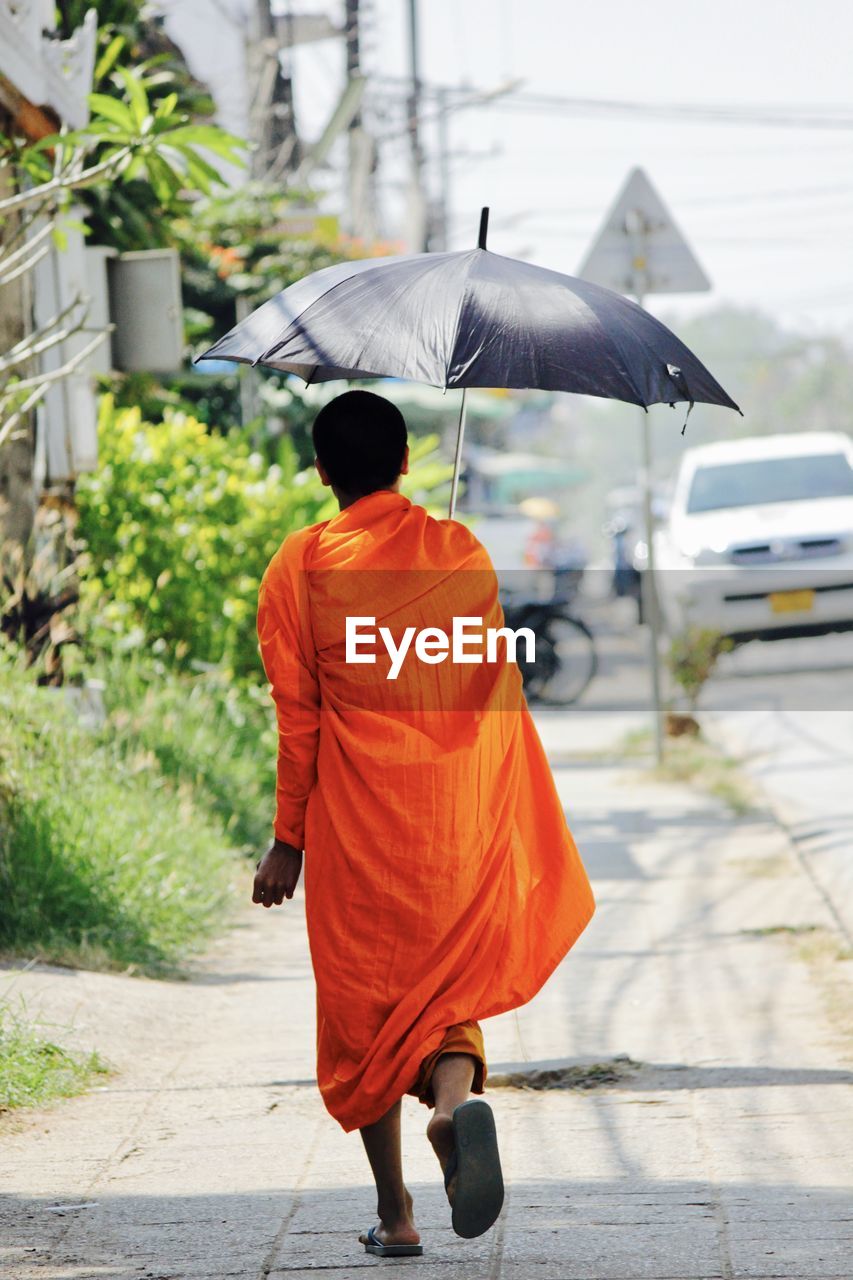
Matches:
[257,490,594,1132]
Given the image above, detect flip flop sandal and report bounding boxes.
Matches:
[362,1225,424,1257]
[444,1098,504,1239]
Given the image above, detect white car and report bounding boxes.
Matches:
[655,431,853,640]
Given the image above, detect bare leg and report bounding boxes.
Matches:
[357,1100,420,1249]
[426,1053,477,1196]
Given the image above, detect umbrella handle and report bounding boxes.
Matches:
[447,388,469,520]
[449,206,485,519]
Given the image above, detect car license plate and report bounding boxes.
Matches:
[769,589,815,613]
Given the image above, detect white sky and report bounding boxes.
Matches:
[163,0,853,337]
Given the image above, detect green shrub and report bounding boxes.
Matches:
[76,395,451,679]
[76,395,335,678]
[666,626,733,716]
[0,656,235,973]
[0,999,109,1113]
[99,654,275,855]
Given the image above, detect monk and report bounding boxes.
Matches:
[252,389,594,1257]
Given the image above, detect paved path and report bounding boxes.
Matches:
[562,604,853,942]
[2,755,853,1280]
[707,706,853,943]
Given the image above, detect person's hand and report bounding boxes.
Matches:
[252,840,303,908]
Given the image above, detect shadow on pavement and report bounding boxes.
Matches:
[3,1178,852,1279]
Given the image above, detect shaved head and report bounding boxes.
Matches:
[312,390,408,497]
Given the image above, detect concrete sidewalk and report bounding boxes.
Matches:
[2,752,853,1280]
[707,708,853,945]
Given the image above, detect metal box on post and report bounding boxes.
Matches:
[107,249,184,372]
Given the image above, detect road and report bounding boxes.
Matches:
[3,755,853,1279]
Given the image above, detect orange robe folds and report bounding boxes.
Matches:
[257,490,594,1132]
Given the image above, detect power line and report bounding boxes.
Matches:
[447,184,853,220]
[489,92,853,131]
[371,76,853,131]
[521,234,846,251]
[660,182,853,208]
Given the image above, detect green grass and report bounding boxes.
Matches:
[622,727,755,814]
[740,924,821,937]
[98,655,276,856]
[0,999,109,1114]
[655,735,754,814]
[618,727,656,758]
[0,657,237,974]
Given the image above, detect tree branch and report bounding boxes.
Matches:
[0,327,108,401]
[3,295,85,362]
[0,145,133,216]
[0,218,54,277]
[0,240,51,287]
[0,384,46,451]
[0,307,95,377]
[0,196,56,261]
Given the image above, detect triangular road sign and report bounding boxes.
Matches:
[578,167,711,297]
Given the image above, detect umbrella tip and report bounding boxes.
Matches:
[478,207,490,250]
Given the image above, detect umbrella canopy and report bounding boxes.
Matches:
[197,237,738,415]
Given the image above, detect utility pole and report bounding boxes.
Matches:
[242,0,303,426]
[405,0,427,251]
[420,77,521,251]
[344,0,376,242]
[433,87,451,251]
[249,0,301,180]
[345,0,361,126]
[626,209,665,766]
[579,167,712,765]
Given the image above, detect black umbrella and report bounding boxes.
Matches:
[197,209,739,515]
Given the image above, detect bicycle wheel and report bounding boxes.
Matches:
[528,612,598,706]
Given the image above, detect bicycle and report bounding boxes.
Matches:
[501,591,598,706]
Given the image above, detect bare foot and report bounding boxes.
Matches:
[358,1189,420,1249]
[427,1112,457,1202]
